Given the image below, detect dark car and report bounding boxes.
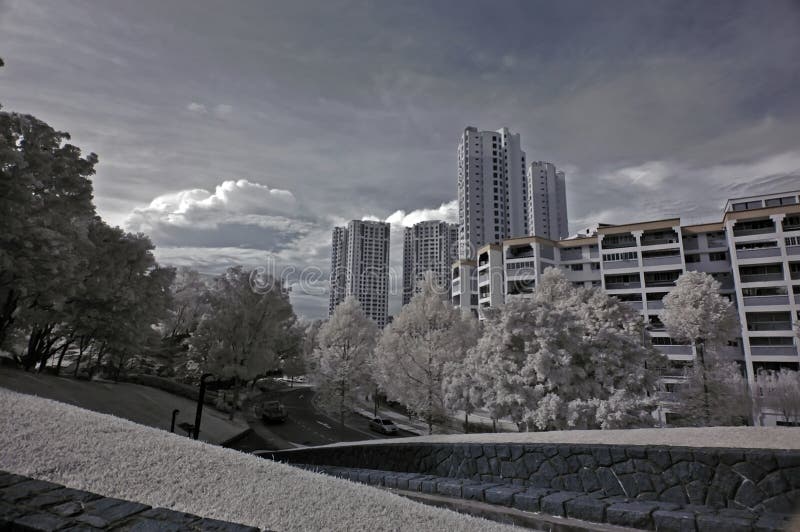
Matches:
[258,400,287,423]
[369,417,399,435]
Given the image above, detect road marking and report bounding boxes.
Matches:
[316,420,332,429]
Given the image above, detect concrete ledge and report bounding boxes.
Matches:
[0,470,265,531]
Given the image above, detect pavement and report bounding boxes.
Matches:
[0,367,247,445]
[245,387,416,450]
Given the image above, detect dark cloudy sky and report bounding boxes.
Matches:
[2,0,799,319]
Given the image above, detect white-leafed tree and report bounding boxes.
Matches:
[311,297,377,425]
[661,271,740,425]
[375,274,480,434]
[755,369,800,426]
[469,268,664,431]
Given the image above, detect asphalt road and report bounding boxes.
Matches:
[248,387,415,450]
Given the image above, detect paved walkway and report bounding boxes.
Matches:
[0,368,247,445]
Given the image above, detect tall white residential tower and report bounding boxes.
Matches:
[402,220,458,305]
[457,127,527,258]
[328,220,391,327]
[527,161,569,240]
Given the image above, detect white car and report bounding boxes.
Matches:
[369,417,399,435]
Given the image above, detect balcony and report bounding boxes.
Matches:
[602,239,637,250]
[605,281,641,290]
[743,295,790,306]
[747,322,793,331]
[733,226,776,238]
[736,247,781,260]
[640,237,679,247]
[647,300,665,310]
[560,250,583,261]
[625,301,643,311]
[604,259,639,270]
[792,270,800,280]
[655,345,693,355]
[642,255,683,267]
[645,279,678,288]
[682,238,699,250]
[506,249,534,260]
[749,345,798,357]
[707,239,728,249]
[739,273,784,283]
[787,246,800,257]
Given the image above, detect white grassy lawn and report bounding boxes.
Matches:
[314,426,800,450]
[0,387,521,531]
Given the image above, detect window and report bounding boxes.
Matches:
[786,236,800,247]
[603,251,637,262]
[709,252,727,261]
[571,264,583,271]
[685,254,701,263]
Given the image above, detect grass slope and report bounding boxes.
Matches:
[0,387,519,531]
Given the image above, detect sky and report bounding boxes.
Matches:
[1,0,799,319]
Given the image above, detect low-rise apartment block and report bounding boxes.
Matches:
[452,190,800,425]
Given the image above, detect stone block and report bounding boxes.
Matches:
[757,471,789,498]
[597,467,625,497]
[408,476,436,492]
[14,512,72,532]
[652,509,697,532]
[419,478,440,494]
[82,497,150,525]
[462,482,502,502]
[193,517,260,531]
[26,487,101,509]
[0,472,27,489]
[539,491,581,517]
[661,485,688,505]
[357,471,372,484]
[564,495,607,523]
[605,501,659,529]
[509,445,524,462]
[686,480,707,505]
[512,488,551,512]
[626,447,647,459]
[753,513,792,532]
[484,485,525,507]
[578,468,600,492]
[647,448,673,471]
[734,479,767,508]
[732,461,768,483]
[748,452,778,474]
[592,447,613,467]
[436,479,469,498]
[562,474,583,492]
[696,511,753,532]
[0,479,60,502]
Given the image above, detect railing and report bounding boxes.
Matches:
[791,271,800,280]
[603,260,639,270]
[749,345,798,357]
[624,301,643,310]
[707,239,728,248]
[645,279,678,287]
[736,247,781,259]
[602,240,638,250]
[682,239,699,250]
[642,255,683,267]
[739,273,784,283]
[654,345,693,355]
[560,250,582,261]
[647,300,665,310]
[589,250,599,259]
[605,281,641,289]
[733,226,776,237]
[743,295,790,306]
[747,322,793,331]
[640,238,679,247]
[787,246,800,256]
[783,223,800,232]
[506,250,534,259]
[654,367,688,378]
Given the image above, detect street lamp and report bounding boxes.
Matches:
[170,409,180,433]
[192,373,214,440]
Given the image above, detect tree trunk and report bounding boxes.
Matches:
[492,418,497,433]
[464,411,469,434]
[0,287,18,350]
[697,340,711,426]
[55,341,70,376]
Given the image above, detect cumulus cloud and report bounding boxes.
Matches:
[186,101,207,114]
[384,200,458,227]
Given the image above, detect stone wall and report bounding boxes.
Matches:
[267,442,800,513]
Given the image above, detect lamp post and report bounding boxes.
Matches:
[170,409,180,433]
[193,373,214,440]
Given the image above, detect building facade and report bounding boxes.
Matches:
[527,161,569,240]
[452,190,800,425]
[328,220,391,328]
[457,127,527,259]
[402,220,458,305]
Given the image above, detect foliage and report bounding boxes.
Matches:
[662,271,740,425]
[755,369,800,426]
[310,297,377,425]
[188,266,296,384]
[673,352,751,426]
[374,274,480,434]
[467,268,664,431]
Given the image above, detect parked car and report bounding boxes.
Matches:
[369,417,399,435]
[258,400,288,423]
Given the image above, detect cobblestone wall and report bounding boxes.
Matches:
[268,442,800,513]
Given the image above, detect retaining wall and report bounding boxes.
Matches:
[268,442,800,513]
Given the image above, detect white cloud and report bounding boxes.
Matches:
[186,101,207,114]
[214,103,233,116]
[383,200,458,227]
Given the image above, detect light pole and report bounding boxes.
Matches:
[193,373,214,440]
[170,409,180,433]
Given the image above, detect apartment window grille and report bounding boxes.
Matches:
[786,236,800,246]
[709,252,727,261]
[603,251,637,262]
[685,254,701,263]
